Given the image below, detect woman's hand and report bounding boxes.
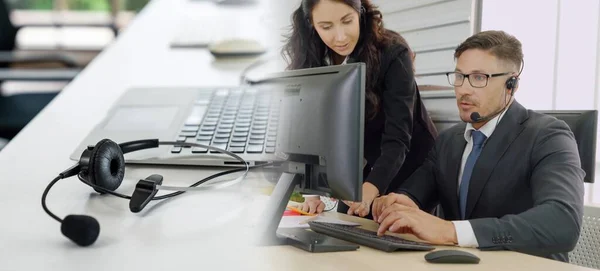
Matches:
[342,182,380,217]
[298,195,325,214]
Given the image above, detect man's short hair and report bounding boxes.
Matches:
[454,30,523,71]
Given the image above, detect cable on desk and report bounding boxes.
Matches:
[41,175,64,223]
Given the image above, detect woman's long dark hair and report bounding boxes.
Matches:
[282,0,413,119]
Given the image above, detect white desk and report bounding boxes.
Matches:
[0,0,596,270]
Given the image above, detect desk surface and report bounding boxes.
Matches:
[0,0,597,270]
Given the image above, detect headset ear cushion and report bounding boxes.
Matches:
[87,139,125,192]
[506,77,517,90]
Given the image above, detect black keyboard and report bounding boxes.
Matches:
[308,221,435,252]
[170,88,279,155]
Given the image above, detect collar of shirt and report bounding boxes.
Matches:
[463,109,507,143]
[324,50,348,65]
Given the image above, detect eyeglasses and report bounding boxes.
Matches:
[446,72,512,88]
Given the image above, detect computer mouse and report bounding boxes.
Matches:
[424,249,480,264]
[208,38,267,58]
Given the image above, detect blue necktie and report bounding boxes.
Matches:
[459,130,487,219]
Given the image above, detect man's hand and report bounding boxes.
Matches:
[376,203,457,245]
[299,196,325,214]
[372,193,418,222]
[342,182,379,217]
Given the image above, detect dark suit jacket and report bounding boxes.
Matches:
[361,40,438,195]
[397,100,585,262]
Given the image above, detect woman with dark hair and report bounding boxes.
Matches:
[287,0,438,218]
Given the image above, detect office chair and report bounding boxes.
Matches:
[538,110,598,183]
[0,0,80,140]
[568,205,600,269]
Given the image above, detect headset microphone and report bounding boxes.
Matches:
[470,108,503,123]
[469,94,511,123]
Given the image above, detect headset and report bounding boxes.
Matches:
[41,138,254,247]
[470,59,524,123]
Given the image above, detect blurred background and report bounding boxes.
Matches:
[4,0,149,66]
[0,0,150,145]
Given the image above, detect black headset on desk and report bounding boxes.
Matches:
[41,138,259,247]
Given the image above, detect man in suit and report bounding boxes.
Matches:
[371,30,585,262]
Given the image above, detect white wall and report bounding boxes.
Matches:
[482,0,600,110]
[481,0,559,110]
[482,0,600,163]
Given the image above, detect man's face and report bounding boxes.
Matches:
[453,49,515,127]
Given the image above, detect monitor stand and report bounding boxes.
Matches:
[254,170,359,253]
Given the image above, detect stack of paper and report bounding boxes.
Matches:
[278,215,361,229]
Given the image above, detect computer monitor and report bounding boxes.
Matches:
[248,63,366,250]
[537,110,598,183]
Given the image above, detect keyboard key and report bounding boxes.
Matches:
[231,137,247,142]
[235,127,250,132]
[228,147,245,153]
[268,126,278,132]
[213,138,229,144]
[229,141,246,147]
[250,134,265,140]
[220,119,235,125]
[266,147,275,153]
[171,146,182,153]
[252,125,267,130]
[233,132,248,137]
[182,125,200,132]
[179,131,197,137]
[201,125,216,131]
[215,88,229,96]
[254,116,269,121]
[196,140,211,147]
[197,136,212,141]
[267,131,277,137]
[251,130,267,135]
[249,139,264,145]
[218,124,234,129]
[205,117,219,123]
[198,131,214,136]
[217,128,232,134]
[176,136,186,142]
[246,145,264,153]
[203,120,218,126]
[267,136,277,142]
[215,133,231,139]
[235,122,251,127]
[191,147,208,153]
[253,120,268,126]
[210,143,228,153]
[266,141,276,147]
